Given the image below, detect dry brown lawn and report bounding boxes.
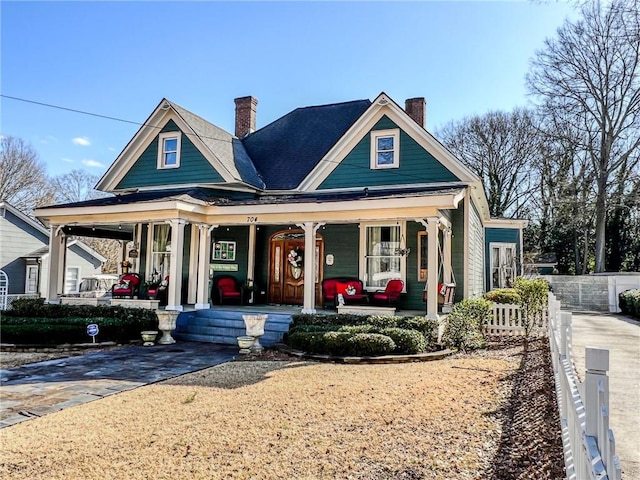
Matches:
[0,340,562,479]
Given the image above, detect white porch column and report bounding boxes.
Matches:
[443,227,452,284]
[47,226,67,303]
[297,221,324,314]
[195,224,216,310]
[425,217,440,318]
[118,240,127,275]
[166,219,186,311]
[187,224,199,304]
[247,224,257,303]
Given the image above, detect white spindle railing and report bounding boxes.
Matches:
[547,292,622,480]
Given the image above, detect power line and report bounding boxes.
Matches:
[1,94,145,127]
[0,93,472,185]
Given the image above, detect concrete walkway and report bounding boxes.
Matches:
[0,342,236,428]
[569,312,640,479]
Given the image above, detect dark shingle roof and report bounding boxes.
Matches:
[169,101,264,188]
[241,99,371,190]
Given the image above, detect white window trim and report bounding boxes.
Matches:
[65,267,80,294]
[370,128,400,170]
[489,242,516,290]
[359,220,407,292]
[157,132,182,169]
[212,240,236,261]
[25,265,39,294]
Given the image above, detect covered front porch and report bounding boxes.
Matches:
[35,186,463,318]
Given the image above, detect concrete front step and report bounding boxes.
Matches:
[174,309,294,346]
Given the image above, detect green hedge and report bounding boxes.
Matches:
[1,298,158,345]
[619,289,640,319]
[484,288,521,304]
[286,314,439,356]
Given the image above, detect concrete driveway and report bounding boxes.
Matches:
[569,312,640,479]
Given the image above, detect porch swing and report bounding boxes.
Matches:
[422,239,457,314]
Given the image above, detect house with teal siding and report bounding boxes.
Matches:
[35,93,527,321]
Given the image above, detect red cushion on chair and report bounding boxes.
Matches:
[336,282,349,296]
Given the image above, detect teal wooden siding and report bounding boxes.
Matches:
[318,116,459,189]
[211,226,249,284]
[322,224,360,278]
[451,207,465,302]
[405,221,425,310]
[116,120,225,189]
[484,227,521,288]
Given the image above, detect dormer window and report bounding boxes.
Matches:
[157,132,181,169]
[370,129,400,169]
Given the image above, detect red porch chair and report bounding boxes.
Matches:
[111,273,141,299]
[212,275,244,305]
[370,279,404,306]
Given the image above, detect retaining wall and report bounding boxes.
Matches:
[542,274,640,313]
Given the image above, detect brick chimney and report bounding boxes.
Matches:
[405,97,426,128]
[234,96,258,138]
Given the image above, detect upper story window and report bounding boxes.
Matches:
[370,129,400,169]
[157,132,181,169]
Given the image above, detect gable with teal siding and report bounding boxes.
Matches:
[116,120,226,190]
[318,116,460,190]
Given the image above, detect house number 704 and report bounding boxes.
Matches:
[247,217,258,223]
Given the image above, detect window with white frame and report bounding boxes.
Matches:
[157,132,181,169]
[490,242,516,290]
[370,129,400,169]
[65,267,79,293]
[25,265,39,294]
[364,224,403,289]
[151,223,172,281]
[212,241,236,261]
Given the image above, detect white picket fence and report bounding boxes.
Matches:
[486,303,548,336]
[547,292,622,480]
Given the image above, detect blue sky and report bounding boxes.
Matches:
[1,1,576,178]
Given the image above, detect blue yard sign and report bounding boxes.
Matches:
[87,323,99,343]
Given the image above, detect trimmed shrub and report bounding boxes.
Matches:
[380,327,427,354]
[0,315,157,344]
[367,315,401,329]
[322,331,354,356]
[347,333,395,356]
[339,324,377,334]
[290,313,368,328]
[484,288,521,304]
[442,298,492,351]
[287,324,340,335]
[619,289,640,318]
[397,316,439,346]
[286,331,326,353]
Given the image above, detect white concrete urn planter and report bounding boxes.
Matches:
[242,314,268,353]
[237,335,255,354]
[155,310,179,345]
[141,330,158,346]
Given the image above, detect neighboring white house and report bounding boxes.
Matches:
[0,202,105,298]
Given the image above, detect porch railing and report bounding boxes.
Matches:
[547,292,622,480]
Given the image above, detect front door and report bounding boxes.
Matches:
[268,230,323,305]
